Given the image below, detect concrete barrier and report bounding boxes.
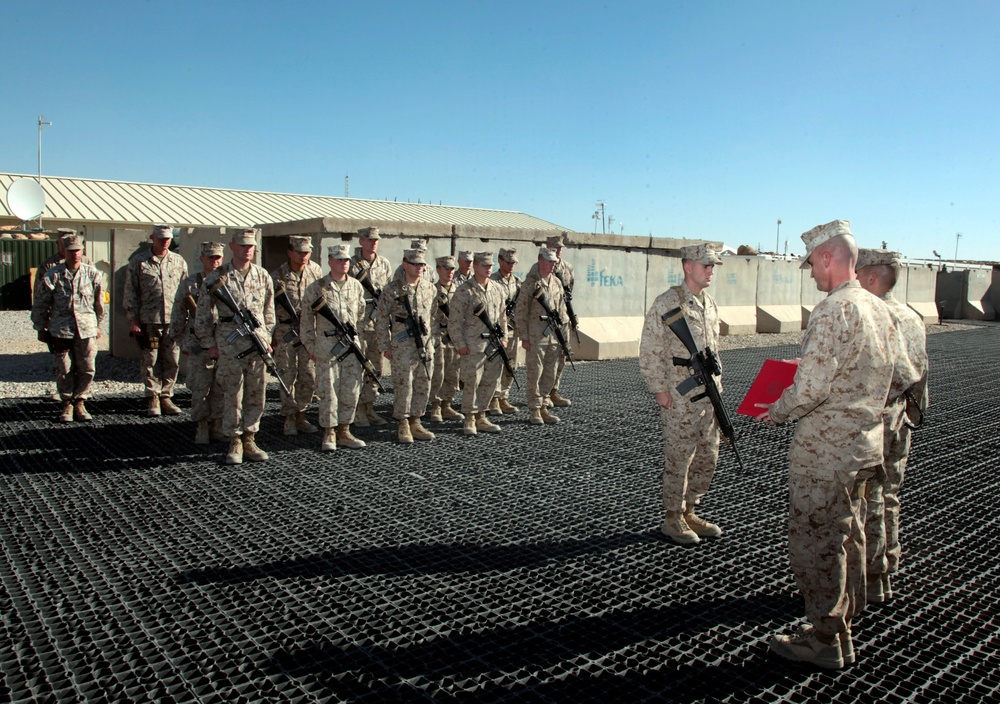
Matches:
[713,256,758,335]
[992,268,1000,320]
[800,266,826,327]
[902,265,937,323]
[936,268,995,320]
[756,259,801,333]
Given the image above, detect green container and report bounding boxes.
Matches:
[0,238,59,310]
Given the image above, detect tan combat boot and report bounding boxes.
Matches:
[539,407,560,424]
[498,398,518,414]
[441,402,465,421]
[160,397,182,415]
[295,411,318,434]
[476,411,501,433]
[684,508,722,538]
[336,425,366,449]
[365,402,388,426]
[283,414,298,436]
[147,396,161,417]
[427,401,443,423]
[397,418,413,444]
[242,432,269,462]
[73,399,92,421]
[549,389,571,407]
[321,427,337,452]
[210,419,225,442]
[224,437,243,465]
[661,511,700,545]
[529,408,544,425]
[463,415,478,436]
[195,420,210,445]
[487,397,503,416]
[409,416,435,441]
[59,401,74,423]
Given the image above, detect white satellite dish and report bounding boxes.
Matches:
[6,178,47,221]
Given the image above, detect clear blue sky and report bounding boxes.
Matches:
[3,1,998,261]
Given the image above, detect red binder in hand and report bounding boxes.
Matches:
[737,359,799,416]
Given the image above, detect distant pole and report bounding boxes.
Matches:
[344,174,349,198]
[607,215,615,234]
[37,115,51,227]
[596,200,606,234]
[954,232,962,262]
[776,219,781,254]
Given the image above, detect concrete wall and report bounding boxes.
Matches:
[936,269,996,321]
[756,259,801,333]
[712,256,758,335]
[903,265,938,323]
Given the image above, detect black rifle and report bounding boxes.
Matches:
[355,265,382,321]
[273,282,302,347]
[553,269,580,343]
[504,283,521,330]
[662,305,746,473]
[436,291,452,345]
[311,298,386,393]
[396,287,431,377]
[472,302,520,389]
[532,287,576,370]
[207,276,292,395]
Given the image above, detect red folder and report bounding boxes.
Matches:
[737,359,799,416]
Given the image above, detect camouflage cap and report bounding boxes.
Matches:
[458,250,474,263]
[498,247,518,264]
[358,226,380,240]
[56,227,77,236]
[680,243,723,266]
[800,219,853,269]
[328,243,352,259]
[538,246,558,262]
[546,232,568,248]
[436,255,456,269]
[474,251,494,267]
[200,241,225,257]
[410,239,428,251]
[151,224,174,239]
[231,228,257,245]
[403,248,427,265]
[63,234,84,251]
[856,248,902,271]
[288,235,313,253]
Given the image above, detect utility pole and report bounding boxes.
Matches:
[37,115,52,227]
[344,174,349,198]
[607,215,615,234]
[595,200,606,234]
[776,219,781,254]
[954,232,962,263]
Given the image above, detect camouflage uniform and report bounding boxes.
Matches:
[349,251,392,405]
[430,278,462,409]
[866,291,929,581]
[448,276,508,416]
[639,281,722,514]
[490,267,523,402]
[271,259,323,418]
[769,279,896,642]
[301,274,367,428]
[169,272,223,423]
[195,262,276,438]
[376,276,436,421]
[515,264,568,410]
[123,246,188,400]
[551,257,576,393]
[31,260,105,403]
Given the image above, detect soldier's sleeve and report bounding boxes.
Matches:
[168,281,187,340]
[122,258,139,322]
[30,273,55,331]
[300,281,318,355]
[375,286,392,352]
[194,274,218,347]
[638,297,672,394]
[514,277,533,334]
[92,270,106,326]
[353,281,367,328]
[448,286,468,349]
[770,306,839,423]
[263,273,276,339]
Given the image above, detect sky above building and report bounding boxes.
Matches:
[3,1,997,261]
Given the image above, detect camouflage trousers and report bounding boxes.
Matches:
[216,352,266,437]
[358,327,385,405]
[524,342,561,409]
[274,337,315,417]
[431,337,460,404]
[184,351,222,423]
[553,336,572,391]
[53,336,97,401]
[315,352,362,428]
[496,331,521,400]
[866,424,913,576]
[389,342,434,421]
[788,466,876,640]
[458,344,503,415]
[138,331,179,398]
[659,401,720,513]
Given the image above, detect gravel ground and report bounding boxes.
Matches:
[0,310,981,401]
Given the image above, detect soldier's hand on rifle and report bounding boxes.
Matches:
[655,391,673,410]
[209,346,220,360]
[384,349,393,361]
[130,321,142,336]
[308,353,316,362]
[457,346,470,356]
[522,340,531,352]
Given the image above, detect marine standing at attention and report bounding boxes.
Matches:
[349,226,392,427]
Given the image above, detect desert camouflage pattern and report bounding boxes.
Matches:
[350,252,392,404]
[271,260,323,417]
[376,277,436,420]
[514,269,567,410]
[448,277,508,414]
[490,269,523,400]
[866,292,930,578]
[301,275,367,427]
[169,273,221,421]
[639,282,722,512]
[430,279,461,406]
[123,249,188,324]
[770,279,896,640]
[195,262,275,437]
